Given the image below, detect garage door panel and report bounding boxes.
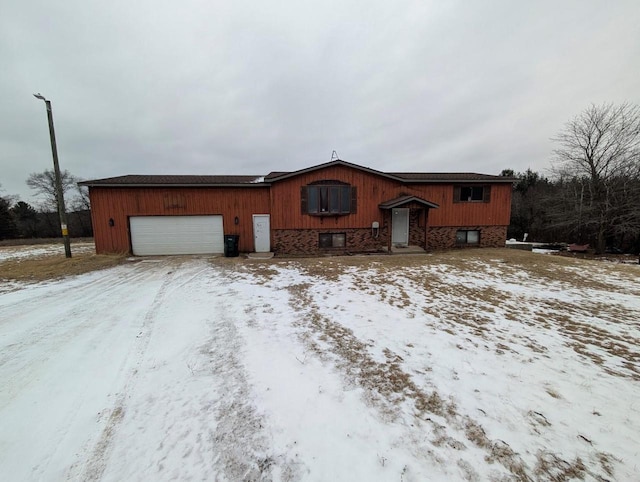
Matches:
[130,216,223,255]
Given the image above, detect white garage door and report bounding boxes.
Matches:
[130,215,224,255]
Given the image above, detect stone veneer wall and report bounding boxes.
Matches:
[274,227,388,255]
[426,226,507,250]
[408,210,425,248]
[274,224,506,255]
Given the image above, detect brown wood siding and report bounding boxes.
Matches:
[268,165,512,230]
[270,165,405,230]
[88,165,512,254]
[405,183,512,227]
[90,186,270,253]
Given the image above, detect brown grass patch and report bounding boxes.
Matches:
[242,249,640,382]
[0,252,126,282]
[236,249,636,479]
[250,248,639,296]
[437,248,638,295]
[539,301,640,379]
[238,251,639,479]
[485,440,528,479]
[534,451,586,481]
[545,387,562,399]
[596,452,618,477]
[283,279,535,479]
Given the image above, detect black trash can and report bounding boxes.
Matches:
[224,234,240,257]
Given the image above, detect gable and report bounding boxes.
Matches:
[269,163,404,196]
[266,160,406,183]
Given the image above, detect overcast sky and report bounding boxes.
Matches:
[1,0,639,204]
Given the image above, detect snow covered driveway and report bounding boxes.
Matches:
[1,253,639,481]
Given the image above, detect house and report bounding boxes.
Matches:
[79,159,513,256]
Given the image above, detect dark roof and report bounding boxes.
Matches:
[265,161,514,183]
[264,171,289,180]
[390,172,514,183]
[379,195,440,210]
[80,161,516,187]
[79,174,268,187]
[265,159,407,183]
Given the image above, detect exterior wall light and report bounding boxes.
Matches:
[109,218,115,227]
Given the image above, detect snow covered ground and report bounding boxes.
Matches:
[0,242,95,262]
[0,251,639,481]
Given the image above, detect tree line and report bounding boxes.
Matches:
[2,103,638,253]
[0,170,92,240]
[504,103,640,254]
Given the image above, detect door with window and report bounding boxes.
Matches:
[391,208,409,246]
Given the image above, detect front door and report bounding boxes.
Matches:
[391,208,409,246]
[253,214,271,252]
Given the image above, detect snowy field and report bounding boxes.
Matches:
[0,242,95,262]
[0,250,639,481]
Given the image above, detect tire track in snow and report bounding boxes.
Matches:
[85,261,292,481]
[0,260,182,481]
[0,261,155,355]
[71,259,282,481]
[76,260,183,482]
[0,259,153,312]
[201,280,279,481]
[0,262,166,412]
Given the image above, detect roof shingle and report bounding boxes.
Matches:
[390,172,514,182]
[79,175,267,187]
[80,161,516,187]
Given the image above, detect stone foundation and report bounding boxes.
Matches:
[427,226,508,250]
[273,227,388,255]
[408,210,426,247]
[273,224,507,255]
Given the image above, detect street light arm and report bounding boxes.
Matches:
[33,93,46,101]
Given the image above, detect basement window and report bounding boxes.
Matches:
[456,230,480,245]
[319,233,346,248]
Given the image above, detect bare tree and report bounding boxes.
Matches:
[504,169,556,242]
[71,185,91,211]
[551,103,640,253]
[68,185,92,236]
[26,169,80,212]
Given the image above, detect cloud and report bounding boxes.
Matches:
[2,0,639,203]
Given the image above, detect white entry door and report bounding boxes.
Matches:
[253,214,271,252]
[391,208,409,246]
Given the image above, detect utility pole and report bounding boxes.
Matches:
[33,93,72,258]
